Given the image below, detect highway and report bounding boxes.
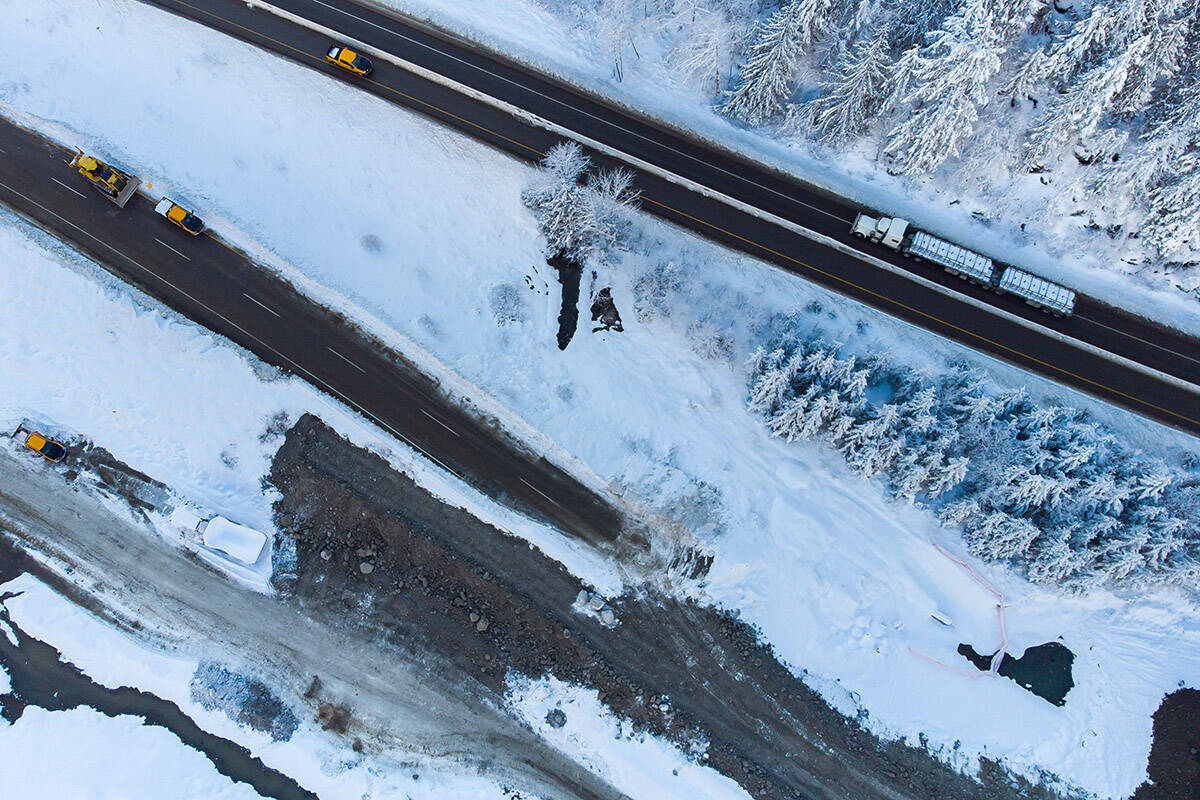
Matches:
[0,118,623,547]
[134,0,1200,435]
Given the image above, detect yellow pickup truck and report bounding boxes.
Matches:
[155,198,205,235]
[325,44,373,76]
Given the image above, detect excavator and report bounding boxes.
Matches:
[68,150,140,207]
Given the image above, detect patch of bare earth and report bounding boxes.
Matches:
[268,414,1074,800]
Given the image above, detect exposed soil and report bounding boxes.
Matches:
[191,661,300,742]
[590,287,623,333]
[269,414,1073,800]
[1133,689,1200,800]
[0,446,627,800]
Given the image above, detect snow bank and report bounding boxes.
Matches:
[0,202,621,594]
[0,706,263,800]
[377,0,1200,335]
[507,675,753,800]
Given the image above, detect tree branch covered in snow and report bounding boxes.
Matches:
[521,142,640,264]
[747,335,1200,592]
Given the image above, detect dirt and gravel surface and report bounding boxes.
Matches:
[0,442,629,800]
[1133,689,1200,800]
[270,414,1073,800]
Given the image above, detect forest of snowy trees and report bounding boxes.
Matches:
[575,0,1200,265]
[747,338,1200,590]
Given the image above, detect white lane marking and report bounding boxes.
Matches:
[50,177,87,198]
[298,0,851,226]
[326,346,367,373]
[520,476,561,507]
[0,147,7,154]
[243,292,281,317]
[421,408,459,437]
[0,177,472,484]
[154,237,192,261]
[1073,311,1200,371]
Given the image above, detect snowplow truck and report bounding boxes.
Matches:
[69,150,140,207]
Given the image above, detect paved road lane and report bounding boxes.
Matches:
[0,119,623,547]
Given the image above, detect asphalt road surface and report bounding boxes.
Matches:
[137,0,1200,435]
[0,118,623,547]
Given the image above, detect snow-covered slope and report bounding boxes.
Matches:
[2,1,1199,797]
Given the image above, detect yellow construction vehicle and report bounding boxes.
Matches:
[24,431,67,463]
[69,150,141,207]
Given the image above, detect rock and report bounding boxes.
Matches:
[469,611,480,623]
[351,737,363,753]
[475,617,489,632]
[355,547,374,558]
[319,549,332,561]
[359,561,374,575]
[545,708,567,729]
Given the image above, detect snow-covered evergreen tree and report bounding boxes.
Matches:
[663,1,751,97]
[521,143,639,264]
[724,0,837,123]
[522,142,595,261]
[746,332,1200,592]
[808,30,893,143]
[1022,0,1192,166]
[884,0,1042,174]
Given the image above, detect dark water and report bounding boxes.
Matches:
[0,545,315,800]
[549,252,581,350]
[958,641,1075,706]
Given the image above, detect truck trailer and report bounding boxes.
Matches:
[850,213,1075,317]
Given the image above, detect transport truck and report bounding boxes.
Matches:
[69,150,140,207]
[851,213,1075,317]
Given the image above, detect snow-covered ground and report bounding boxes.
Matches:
[508,675,752,800]
[0,706,263,800]
[2,1,1199,798]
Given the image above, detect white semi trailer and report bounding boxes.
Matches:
[851,213,1075,317]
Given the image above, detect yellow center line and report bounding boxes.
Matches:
[167,0,1199,428]
[640,196,1199,425]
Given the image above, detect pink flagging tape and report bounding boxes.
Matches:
[909,543,1010,677]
